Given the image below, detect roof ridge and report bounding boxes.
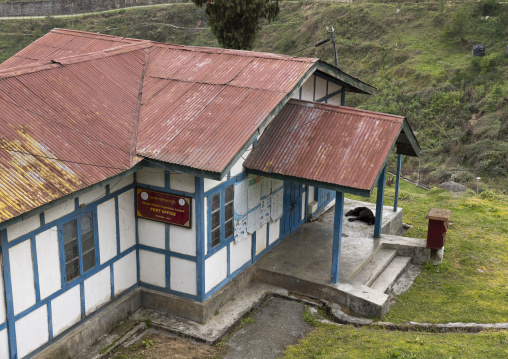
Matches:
[54,42,152,65]
[0,62,61,80]
[288,99,405,121]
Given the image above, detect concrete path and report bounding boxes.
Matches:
[225,297,313,359]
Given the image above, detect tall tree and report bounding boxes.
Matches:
[193,0,280,50]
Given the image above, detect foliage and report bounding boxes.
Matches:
[192,0,280,49]
[442,5,470,42]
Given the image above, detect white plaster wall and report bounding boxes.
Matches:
[170,257,196,295]
[136,167,165,187]
[170,173,195,193]
[110,174,134,193]
[84,267,111,315]
[139,250,165,287]
[51,285,81,337]
[230,236,251,273]
[301,75,315,101]
[36,227,61,300]
[45,198,74,223]
[79,186,106,207]
[302,192,306,221]
[204,177,226,193]
[138,218,165,249]
[170,199,196,256]
[0,328,9,359]
[113,251,137,296]
[7,215,40,242]
[204,197,208,254]
[0,257,6,323]
[256,225,267,255]
[16,306,48,358]
[230,145,252,177]
[205,247,227,293]
[327,82,342,106]
[315,76,327,102]
[98,198,117,264]
[308,186,315,203]
[118,189,136,252]
[10,240,36,315]
[269,220,280,245]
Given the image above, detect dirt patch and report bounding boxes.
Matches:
[110,331,226,359]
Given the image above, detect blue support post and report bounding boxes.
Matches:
[195,177,205,301]
[1,229,17,359]
[341,87,346,106]
[394,154,402,212]
[374,166,386,238]
[331,191,344,284]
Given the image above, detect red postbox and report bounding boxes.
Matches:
[426,208,452,249]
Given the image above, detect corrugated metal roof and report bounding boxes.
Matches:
[244,100,418,195]
[0,29,379,223]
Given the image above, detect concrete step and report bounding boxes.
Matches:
[352,249,397,286]
[370,256,412,293]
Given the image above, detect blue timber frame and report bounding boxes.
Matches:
[394,154,402,212]
[331,192,344,284]
[374,166,387,238]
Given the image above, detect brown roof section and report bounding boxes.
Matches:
[244,100,420,196]
[0,29,321,223]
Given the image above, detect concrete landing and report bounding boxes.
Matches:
[255,202,430,318]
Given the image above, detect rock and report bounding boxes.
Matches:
[439,181,467,193]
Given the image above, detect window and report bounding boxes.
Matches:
[63,211,95,283]
[210,184,234,249]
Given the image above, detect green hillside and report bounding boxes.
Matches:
[1,0,507,191]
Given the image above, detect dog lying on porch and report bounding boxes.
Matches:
[345,207,375,225]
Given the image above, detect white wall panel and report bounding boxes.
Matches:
[204,197,208,254]
[44,198,74,223]
[113,251,137,295]
[98,199,117,264]
[170,257,196,295]
[0,328,8,359]
[256,224,267,255]
[15,305,48,358]
[36,227,61,299]
[315,76,327,101]
[136,167,165,187]
[7,215,40,242]
[170,173,195,193]
[110,174,134,193]
[301,75,315,101]
[79,186,106,207]
[138,218,165,249]
[84,267,111,315]
[51,286,81,337]
[0,257,5,323]
[230,145,252,177]
[205,247,227,293]
[230,235,251,273]
[118,189,136,252]
[170,199,196,256]
[302,192,306,221]
[139,250,165,287]
[269,220,280,245]
[10,240,36,315]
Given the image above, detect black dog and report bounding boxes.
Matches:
[345,207,375,225]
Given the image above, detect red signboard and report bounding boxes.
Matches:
[136,188,191,228]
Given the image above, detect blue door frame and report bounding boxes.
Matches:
[281,181,303,237]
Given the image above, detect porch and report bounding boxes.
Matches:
[254,198,430,318]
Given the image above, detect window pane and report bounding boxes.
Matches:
[225,185,234,203]
[64,239,78,264]
[82,251,95,273]
[212,193,220,211]
[225,220,233,239]
[81,212,93,233]
[225,202,233,221]
[211,228,221,248]
[82,231,94,254]
[211,211,220,229]
[63,220,78,244]
[66,258,79,283]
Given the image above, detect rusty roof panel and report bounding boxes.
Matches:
[244,100,405,192]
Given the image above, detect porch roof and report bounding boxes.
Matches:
[243,100,420,197]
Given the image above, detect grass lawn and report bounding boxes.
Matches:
[283,324,508,359]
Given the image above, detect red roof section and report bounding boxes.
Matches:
[243,100,407,194]
[0,29,317,223]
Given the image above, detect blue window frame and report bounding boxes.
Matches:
[62,211,96,283]
[209,184,234,249]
